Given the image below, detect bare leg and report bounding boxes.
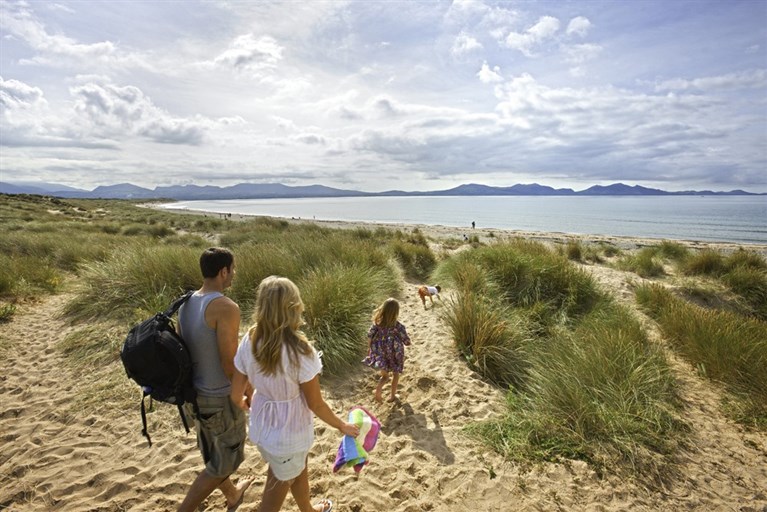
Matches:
[256,467,292,512]
[374,371,389,402]
[178,470,224,512]
[388,372,400,402]
[221,476,254,510]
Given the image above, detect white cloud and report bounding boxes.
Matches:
[477,61,503,83]
[452,32,483,56]
[562,43,603,65]
[504,16,560,57]
[70,81,208,145]
[212,34,284,71]
[0,76,46,109]
[566,16,592,37]
[0,1,148,70]
[654,69,767,92]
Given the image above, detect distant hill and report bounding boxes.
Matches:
[0,181,762,200]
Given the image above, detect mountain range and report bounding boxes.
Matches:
[0,181,761,200]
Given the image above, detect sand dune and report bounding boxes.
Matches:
[1,222,766,511]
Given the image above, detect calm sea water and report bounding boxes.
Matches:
[159,195,767,245]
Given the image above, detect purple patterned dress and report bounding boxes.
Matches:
[362,322,411,373]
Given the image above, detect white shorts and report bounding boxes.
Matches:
[257,446,308,481]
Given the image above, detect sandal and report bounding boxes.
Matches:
[313,498,333,512]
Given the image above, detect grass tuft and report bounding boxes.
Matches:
[635,283,767,427]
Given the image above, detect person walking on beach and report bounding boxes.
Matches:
[230,276,359,512]
[417,284,441,308]
[177,247,253,512]
[363,298,411,403]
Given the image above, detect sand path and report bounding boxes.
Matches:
[1,264,766,511]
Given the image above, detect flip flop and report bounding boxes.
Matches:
[313,498,333,512]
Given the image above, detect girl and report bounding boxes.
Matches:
[362,298,411,403]
[230,276,359,512]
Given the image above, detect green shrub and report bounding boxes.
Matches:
[656,241,689,260]
[0,302,16,322]
[721,265,767,320]
[64,243,201,322]
[566,241,583,261]
[615,247,665,278]
[725,249,767,271]
[468,300,682,479]
[441,292,529,388]
[391,240,437,281]
[635,283,767,427]
[301,264,395,375]
[680,249,725,276]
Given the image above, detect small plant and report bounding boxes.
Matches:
[615,248,665,278]
[566,241,583,261]
[0,302,16,322]
[680,249,725,276]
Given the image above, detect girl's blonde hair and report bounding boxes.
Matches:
[373,298,400,328]
[248,276,313,375]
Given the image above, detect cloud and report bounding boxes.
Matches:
[212,34,284,71]
[562,43,603,65]
[340,71,762,189]
[566,16,592,37]
[451,31,483,56]
[0,1,148,70]
[654,69,767,92]
[504,15,560,57]
[477,61,503,83]
[0,76,46,109]
[70,81,208,145]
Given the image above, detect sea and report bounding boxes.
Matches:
[158,195,767,245]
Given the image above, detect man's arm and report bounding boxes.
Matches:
[207,297,241,381]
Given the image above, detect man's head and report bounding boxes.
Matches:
[200,247,235,285]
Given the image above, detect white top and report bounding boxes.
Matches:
[427,286,439,296]
[234,332,323,455]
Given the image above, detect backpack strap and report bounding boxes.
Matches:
[140,390,153,447]
[162,290,193,318]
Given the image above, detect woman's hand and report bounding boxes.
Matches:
[340,422,360,438]
[232,394,249,412]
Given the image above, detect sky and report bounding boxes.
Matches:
[1,0,766,193]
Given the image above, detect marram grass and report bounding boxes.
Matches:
[635,283,767,427]
[438,241,684,479]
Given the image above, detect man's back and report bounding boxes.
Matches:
[179,291,230,397]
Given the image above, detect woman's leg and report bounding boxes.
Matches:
[289,457,318,512]
[388,372,400,401]
[256,466,291,512]
[374,370,389,402]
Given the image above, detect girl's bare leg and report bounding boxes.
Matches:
[256,467,291,512]
[374,371,389,402]
[388,372,400,402]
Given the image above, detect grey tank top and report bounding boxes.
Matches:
[178,291,231,397]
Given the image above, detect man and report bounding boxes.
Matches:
[177,247,253,512]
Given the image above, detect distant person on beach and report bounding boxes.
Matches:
[417,285,441,308]
[471,221,475,229]
[177,247,253,512]
[363,298,411,403]
[230,276,359,512]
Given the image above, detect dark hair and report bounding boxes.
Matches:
[435,285,441,292]
[200,247,234,278]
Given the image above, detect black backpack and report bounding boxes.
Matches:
[120,291,199,447]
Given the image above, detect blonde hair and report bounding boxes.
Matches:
[373,298,400,328]
[248,276,313,375]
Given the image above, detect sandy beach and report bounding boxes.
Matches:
[1,215,766,511]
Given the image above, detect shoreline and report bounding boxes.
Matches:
[145,203,767,256]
